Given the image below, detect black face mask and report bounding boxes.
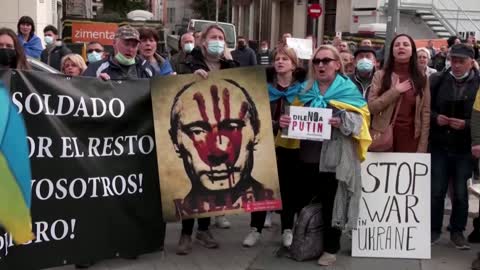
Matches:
[0,48,17,68]
[238,41,246,49]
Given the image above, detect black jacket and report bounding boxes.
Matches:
[348,70,375,100]
[41,44,71,71]
[231,47,257,67]
[430,68,480,153]
[180,47,238,75]
[83,55,154,79]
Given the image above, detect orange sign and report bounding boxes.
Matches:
[415,39,448,49]
[72,22,118,45]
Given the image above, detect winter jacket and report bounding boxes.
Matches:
[83,55,154,79]
[368,70,431,152]
[41,44,71,71]
[431,68,480,153]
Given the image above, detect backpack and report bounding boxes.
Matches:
[287,203,324,261]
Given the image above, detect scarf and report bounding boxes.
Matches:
[268,82,302,103]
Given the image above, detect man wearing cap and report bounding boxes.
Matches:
[348,46,377,100]
[84,25,154,79]
[171,32,195,74]
[430,44,480,250]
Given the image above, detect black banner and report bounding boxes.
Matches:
[0,69,165,270]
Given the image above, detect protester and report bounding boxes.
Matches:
[344,62,355,75]
[193,31,202,47]
[243,47,306,248]
[368,34,430,153]
[426,40,436,60]
[430,44,479,249]
[333,36,342,52]
[339,41,350,53]
[293,44,370,266]
[466,34,479,60]
[40,25,71,71]
[16,16,42,59]
[360,39,372,47]
[417,47,437,77]
[138,27,174,76]
[86,41,105,64]
[282,33,292,47]
[171,32,194,73]
[257,40,272,66]
[175,24,238,255]
[84,25,154,80]
[339,51,353,66]
[0,28,30,70]
[61,54,87,76]
[433,45,448,71]
[231,36,257,66]
[348,46,377,99]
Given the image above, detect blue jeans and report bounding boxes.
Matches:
[431,148,472,233]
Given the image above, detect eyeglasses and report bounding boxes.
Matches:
[87,49,103,53]
[312,58,335,66]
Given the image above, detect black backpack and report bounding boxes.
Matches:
[287,203,324,261]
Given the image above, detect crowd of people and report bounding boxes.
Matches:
[2,14,480,269]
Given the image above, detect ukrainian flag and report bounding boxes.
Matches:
[0,82,33,244]
[298,74,372,161]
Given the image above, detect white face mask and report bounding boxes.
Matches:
[183,43,194,53]
[44,36,54,45]
[450,70,470,80]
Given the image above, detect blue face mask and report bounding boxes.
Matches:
[87,52,103,63]
[356,58,374,72]
[183,43,194,53]
[207,40,225,56]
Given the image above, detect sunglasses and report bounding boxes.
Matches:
[312,58,336,66]
[87,49,103,53]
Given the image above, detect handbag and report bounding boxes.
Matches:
[369,97,402,152]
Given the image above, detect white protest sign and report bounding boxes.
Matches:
[281,106,332,141]
[352,152,431,259]
[286,38,313,60]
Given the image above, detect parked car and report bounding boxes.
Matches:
[27,57,60,74]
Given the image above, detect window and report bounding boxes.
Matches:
[167,7,176,24]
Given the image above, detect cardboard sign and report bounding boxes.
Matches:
[71,22,118,45]
[352,152,431,259]
[281,106,332,141]
[286,38,313,60]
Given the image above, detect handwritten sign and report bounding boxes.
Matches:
[286,38,313,60]
[352,152,431,259]
[281,106,332,141]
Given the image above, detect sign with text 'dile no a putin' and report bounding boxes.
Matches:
[352,152,431,259]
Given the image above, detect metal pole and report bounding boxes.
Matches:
[216,0,220,23]
[456,9,459,34]
[227,0,230,22]
[384,0,399,63]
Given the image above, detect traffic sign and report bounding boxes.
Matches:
[308,4,323,19]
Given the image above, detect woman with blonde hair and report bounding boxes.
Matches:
[281,45,371,266]
[417,47,437,77]
[61,54,87,76]
[243,46,307,248]
[175,23,238,256]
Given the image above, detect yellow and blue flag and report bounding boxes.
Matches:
[0,81,33,244]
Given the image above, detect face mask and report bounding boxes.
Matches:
[44,36,54,45]
[183,43,194,53]
[356,58,374,72]
[260,47,268,53]
[87,51,103,63]
[0,48,16,68]
[450,70,470,80]
[115,52,136,66]
[207,40,225,56]
[238,41,246,49]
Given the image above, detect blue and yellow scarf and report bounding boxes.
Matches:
[268,82,302,103]
[298,74,371,161]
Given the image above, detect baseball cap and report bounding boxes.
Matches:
[450,44,474,59]
[115,25,140,41]
[354,46,377,58]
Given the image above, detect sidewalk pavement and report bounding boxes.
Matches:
[48,213,479,270]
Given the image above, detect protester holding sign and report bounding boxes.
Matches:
[283,45,370,266]
[175,24,238,256]
[0,28,30,70]
[431,44,479,249]
[243,47,306,248]
[138,27,175,76]
[368,34,430,153]
[83,25,154,80]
